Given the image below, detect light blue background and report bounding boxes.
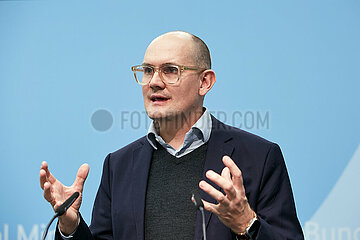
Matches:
[0,0,359,239]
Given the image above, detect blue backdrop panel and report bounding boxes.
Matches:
[0,1,359,239]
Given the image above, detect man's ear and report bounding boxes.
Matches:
[199,70,216,96]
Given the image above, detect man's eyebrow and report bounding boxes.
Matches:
[142,62,178,66]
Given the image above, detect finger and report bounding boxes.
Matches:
[40,161,48,171]
[54,200,64,209]
[39,161,49,189]
[206,170,236,200]
[40,169,47,189]
[43,182,56,206]
[73,163,89,191]
[41,161,57,184]
[202,199,220,215]
[222,156,244,191]
[199,180,229,205]
[54,200,65,214]
[221,167,231,181]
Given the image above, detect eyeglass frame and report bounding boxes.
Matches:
[131,64,208,85]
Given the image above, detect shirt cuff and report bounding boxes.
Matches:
[57,217,80,239]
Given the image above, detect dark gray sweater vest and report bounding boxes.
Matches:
[144,142,208,240]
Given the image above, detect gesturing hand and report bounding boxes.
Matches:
[39,161,89,235]
[199,156,255,235]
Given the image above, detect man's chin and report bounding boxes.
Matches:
[146,109,180,121]
[148,113,174,121]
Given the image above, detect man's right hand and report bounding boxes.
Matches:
[39,161,89,235]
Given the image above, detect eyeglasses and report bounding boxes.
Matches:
[131,64,207,85]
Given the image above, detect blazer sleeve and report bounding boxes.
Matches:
[54,214,93,240]
[88,153,114,239]
[254,144,304,240]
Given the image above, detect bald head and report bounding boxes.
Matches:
[147,31,211,69]
[141,31,216,122]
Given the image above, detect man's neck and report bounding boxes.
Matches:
[156,109,204,150]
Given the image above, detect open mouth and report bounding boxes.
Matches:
[150,96,170,102]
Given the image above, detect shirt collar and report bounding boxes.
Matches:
[146,108,212,150]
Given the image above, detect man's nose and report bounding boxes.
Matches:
[149,70,165,89]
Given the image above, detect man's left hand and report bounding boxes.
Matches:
[199,155,255,234]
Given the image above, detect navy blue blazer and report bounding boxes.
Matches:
[56,116,304,240]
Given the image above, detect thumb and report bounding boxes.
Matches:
[73,163,89,191]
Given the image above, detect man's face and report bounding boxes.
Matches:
[141,34,203,121]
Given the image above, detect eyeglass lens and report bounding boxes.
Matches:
[135,65,179,84]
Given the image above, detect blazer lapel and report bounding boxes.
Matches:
[131,139,153,240]
[194,117,235,240]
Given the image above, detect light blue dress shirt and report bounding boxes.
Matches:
[146,108,212,158]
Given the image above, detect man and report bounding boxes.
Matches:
[40,31,304,239]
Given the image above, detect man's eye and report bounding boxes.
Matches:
[162,66,178,74]
[143,67,153,75]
